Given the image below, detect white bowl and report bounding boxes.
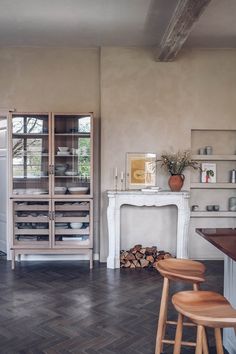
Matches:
[68,187,88,195]
[65,171,78,176]
[70,222,83,229]
[54,186,67,194]
[58,147,69,152]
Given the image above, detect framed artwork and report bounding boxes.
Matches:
[201,163,216,183]
[126,153,156,189]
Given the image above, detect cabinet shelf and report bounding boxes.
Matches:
[191,211,236,218]
[54,133,90,137]
[55,228,89,235]
[191,183,236,189]
[13,133,48,137]
[192,154,236,161]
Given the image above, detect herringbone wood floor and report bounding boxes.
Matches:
[0,259,226,354]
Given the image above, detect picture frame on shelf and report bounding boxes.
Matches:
[201,163,216,183]
[126,152,156,189]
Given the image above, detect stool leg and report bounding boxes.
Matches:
[202,328,209,354]
[214,328,224,354]
[196,325,204,354]
[193,282,200,291]
[173,313,183,354]
[155,277,169,354]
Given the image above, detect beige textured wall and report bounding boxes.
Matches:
[100,47,236,261]
[0,47,101,255]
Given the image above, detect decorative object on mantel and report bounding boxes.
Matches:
[120,244,172,269]
[126,152,156,190]
[160,150,199,191]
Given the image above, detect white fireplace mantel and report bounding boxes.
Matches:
[106,190,190,269]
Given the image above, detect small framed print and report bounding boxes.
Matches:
[201,163,216,183]
[126,153,156,189]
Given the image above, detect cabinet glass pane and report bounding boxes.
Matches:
[54,114,92,196]
[13,201,50,246]
[53,201,90,246]
[12,114,50,196]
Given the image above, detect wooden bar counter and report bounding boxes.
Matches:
[196,228,236,354]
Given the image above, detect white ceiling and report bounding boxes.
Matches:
[0,0,235,48]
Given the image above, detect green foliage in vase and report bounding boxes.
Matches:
[160,150,199,175]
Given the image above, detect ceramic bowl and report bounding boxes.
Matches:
[68,187,88,195]
[58,147,69,152]
[65,171,77,176]
[70,222,83,229]
[54,186,67,194]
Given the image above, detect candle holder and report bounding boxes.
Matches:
[113,168,118,191]
[120,175,125,191]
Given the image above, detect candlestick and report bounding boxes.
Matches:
[114,167,118,191]
[120,171,124,190]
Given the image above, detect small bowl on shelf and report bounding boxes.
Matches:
[68,187,88,195]
[54,186,67,194]
[58,147,69,152]
[70,222,83,229]
[65,171,78,176]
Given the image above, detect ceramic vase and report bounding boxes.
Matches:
[168,174,185,192]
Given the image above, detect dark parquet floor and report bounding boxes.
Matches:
[0,259,227,354]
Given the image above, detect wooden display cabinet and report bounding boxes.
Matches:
[9,112,94,269]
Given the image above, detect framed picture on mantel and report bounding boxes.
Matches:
[126,153,156,189]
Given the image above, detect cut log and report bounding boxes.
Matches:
[139,248,146,254]
[135,252,143,260]
[140,259,149,268]
[131,244,142,254]
[146,255,154,263]
[124,260,131,268]
[126,253,136,261]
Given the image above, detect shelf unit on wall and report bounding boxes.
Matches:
[9,112,94,269]
[190,129,236,219]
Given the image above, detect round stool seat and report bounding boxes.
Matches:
[156,258,206,284]
[172,290,236,328]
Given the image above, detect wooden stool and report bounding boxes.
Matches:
[155,258,206,354]
[172,290,236,354]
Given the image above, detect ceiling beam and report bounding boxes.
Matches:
[155,0,212,62]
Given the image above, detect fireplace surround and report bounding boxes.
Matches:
[106,190,190,269]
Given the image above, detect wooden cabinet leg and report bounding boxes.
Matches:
[89,250,93,269]
[214,328,224,354]
[155,277,169,354]
[11,250,15,270]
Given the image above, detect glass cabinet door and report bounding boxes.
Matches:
[52,200,91,247]
[11,113,50,197]
[13,200,50,247]
[52,114,93,197]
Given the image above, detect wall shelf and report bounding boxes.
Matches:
[192,154,236,161]
[191,183,236,189]
[191,211,236,218]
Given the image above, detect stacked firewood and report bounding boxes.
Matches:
[120,244,172,268]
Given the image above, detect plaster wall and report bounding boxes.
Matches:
[0,47,100,256]
[100,47,236,262]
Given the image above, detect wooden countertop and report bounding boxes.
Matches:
[196,228,236,262]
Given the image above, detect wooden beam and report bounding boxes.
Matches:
[155,0,212,62]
